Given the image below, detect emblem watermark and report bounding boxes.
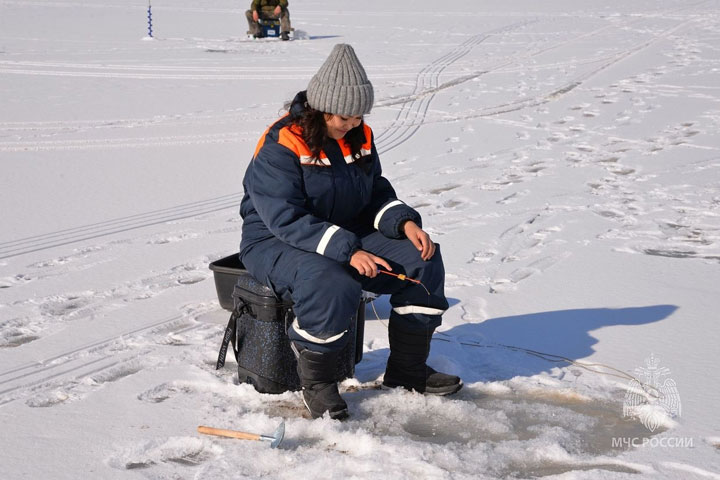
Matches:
[612,354,693,449]
[623,353,681,432]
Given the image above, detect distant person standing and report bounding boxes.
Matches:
[246,0,292,41]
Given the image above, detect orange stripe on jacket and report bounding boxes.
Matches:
[254,120,373,166]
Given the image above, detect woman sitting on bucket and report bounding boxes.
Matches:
[239,44,462,420]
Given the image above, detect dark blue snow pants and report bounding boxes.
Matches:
[241,231,448,353]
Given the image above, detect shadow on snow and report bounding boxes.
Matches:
[358,301,678,383]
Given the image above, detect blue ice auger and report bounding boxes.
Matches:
[147,1,153,38]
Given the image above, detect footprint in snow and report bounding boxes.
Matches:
[0,274,33,288]
[108,437,222,470]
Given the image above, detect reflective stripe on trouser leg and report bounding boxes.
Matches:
[389,306,444,331]
[284,256,360,354]
[393,306,446,316]
[289,317,352,354]
[290,318,347,344]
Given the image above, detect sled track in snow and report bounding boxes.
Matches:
[0,314,203,406]
[0,61,438,82]
[0,132,250,152]
[374,20,535,155]
[444,16,699,122]
[0,67,313,81]
[0,108,267,134]
[374,0,711,154]
[0,193,243,260]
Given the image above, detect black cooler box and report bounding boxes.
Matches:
[210,253,364,394]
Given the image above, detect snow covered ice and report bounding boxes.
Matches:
[1,0,720,478]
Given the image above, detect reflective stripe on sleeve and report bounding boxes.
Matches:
[291,318,347,344]
[393,305,446,316]
[343,148,372,164]
[300,155,331,166]
[316,225,340,255]
[373,200,404,230]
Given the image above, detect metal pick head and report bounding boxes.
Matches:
[270,421,285,448]
[260,421,285,449]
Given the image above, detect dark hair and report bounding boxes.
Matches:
[286,95,371,172]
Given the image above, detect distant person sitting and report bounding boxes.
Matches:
[246,0,292,41]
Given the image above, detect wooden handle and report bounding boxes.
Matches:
[197,425,261,441]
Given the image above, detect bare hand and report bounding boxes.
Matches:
[350,250,391,278]
[273,5,281,15]
[252,10,259,21]
[402,221,436,261]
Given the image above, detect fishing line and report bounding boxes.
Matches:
[435,334,662,399]
[367,285,660,399]
[370,268,658,399]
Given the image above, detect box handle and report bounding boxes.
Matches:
[216,299,250,370]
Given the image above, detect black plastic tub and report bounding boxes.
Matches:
[208,253,247,311]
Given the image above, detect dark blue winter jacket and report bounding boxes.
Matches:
[239,92,421,270]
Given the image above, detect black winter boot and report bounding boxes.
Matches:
[383,324,463,395]
[294,345,349,420]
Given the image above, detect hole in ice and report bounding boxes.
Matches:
[366,385,661,477]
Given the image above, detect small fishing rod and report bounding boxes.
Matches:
[378,268,430,295]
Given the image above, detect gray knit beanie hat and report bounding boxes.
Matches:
[306,44,374,116]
